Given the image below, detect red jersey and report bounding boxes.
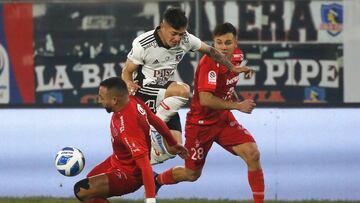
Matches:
[109,96,176,176]
[187,48,244,125]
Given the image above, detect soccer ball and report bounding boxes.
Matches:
[55,147,85,177]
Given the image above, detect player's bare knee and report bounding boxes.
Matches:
[167,82,190,98]
[176,84,190,98]
[186,169,201,182]
[248,149,260,163]
[74,178,90,201]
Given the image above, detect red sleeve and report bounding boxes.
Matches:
[197,56,218,93]
[135,155,155,198]
[133,97,177,147]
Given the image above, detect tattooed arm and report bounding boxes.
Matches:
[204,44,234,70]
[198,42,252,75]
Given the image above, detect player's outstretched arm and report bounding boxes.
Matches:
[121,59,140,95]
[198,42,254,74]
[199,91,238,110]
[199,91,256,114]
[134,155,156,203]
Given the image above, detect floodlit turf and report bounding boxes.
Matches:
[0,198,360,203]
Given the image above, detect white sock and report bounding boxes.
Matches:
[156,96,188,122]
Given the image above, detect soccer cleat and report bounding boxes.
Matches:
[153,171,162,195]
[149,126,176,165]
[150,146,164,165]
[150,126,167,154]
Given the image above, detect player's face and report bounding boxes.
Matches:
[213,33,237,59]
[98,86,113,113]
[160,21,187,47]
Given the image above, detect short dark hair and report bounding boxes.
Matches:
[163,7,188,29]
[213,22,237,37]
[100,77,128,96]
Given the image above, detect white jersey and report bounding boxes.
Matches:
[127,26,202,86]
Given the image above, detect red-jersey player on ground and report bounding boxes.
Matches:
[73,77,188,203]
[154,23,265,203]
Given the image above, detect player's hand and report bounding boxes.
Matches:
[230,59,255,78]
[231,66,255,78]
[168,144,189,159]
[236,99,256,114]
[126,80,140,95]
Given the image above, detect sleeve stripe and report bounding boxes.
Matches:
[140,39,156,47]
[139,34,155,43]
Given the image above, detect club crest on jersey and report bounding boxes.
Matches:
[320,3,343,36]
[208,71,217,84]
[137,104,146,115]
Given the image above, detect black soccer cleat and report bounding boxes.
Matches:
[153,171,162,195]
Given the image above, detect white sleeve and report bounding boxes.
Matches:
[127,40,144,65]
[187,33,202,52]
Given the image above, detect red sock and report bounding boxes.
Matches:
[84,197,110,203]
[248,169,265,203]
[157,167,177,185]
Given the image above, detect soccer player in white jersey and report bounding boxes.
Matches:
[122,7,253,165]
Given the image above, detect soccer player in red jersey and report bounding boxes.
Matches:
[154,23,265,203]
[73,77,188,203]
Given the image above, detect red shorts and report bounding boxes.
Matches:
[87,156,142,196]
[184,112,255,170]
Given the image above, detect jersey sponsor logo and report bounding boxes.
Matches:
[226,75,239,85]
[208,71,217,84]
[153,69,174,77]
[137,104,146,115]
[153,69,175,85]
[119,116,125,133]
[320,3,343,36]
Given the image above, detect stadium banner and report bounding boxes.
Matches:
[0,3,34,104]
[34,43,343,106]
[234,43,343,105]
[1,0,348,106]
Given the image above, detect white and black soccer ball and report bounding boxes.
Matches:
[55,147,85,177]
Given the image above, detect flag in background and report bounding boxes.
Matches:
[0,3,34,104]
